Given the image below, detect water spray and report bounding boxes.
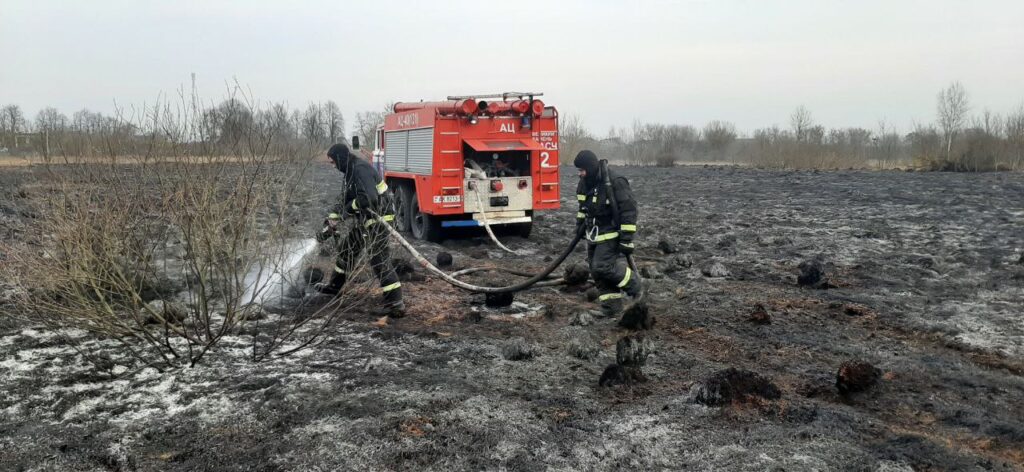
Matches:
[241,238,320,303]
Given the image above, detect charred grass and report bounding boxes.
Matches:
[2,164,1023,470]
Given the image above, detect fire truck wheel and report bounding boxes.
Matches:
[410,194,443,242]
[393,183,413,232]
[512,222,533,239]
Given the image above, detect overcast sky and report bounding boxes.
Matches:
[2,0,1022,136]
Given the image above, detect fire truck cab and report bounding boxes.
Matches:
[369,92,560,242]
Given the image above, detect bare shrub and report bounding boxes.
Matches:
[656,124,697,167]
[624,121,657,166]
[356,110,385,152]
[741,109,916,170]
[3,85,382,369]
[558,113,595,162]
[33,107,68,158]
[873,121,908,169]
[1007,105,1024,170]
[614,121,696,166]
[702,120,737,161]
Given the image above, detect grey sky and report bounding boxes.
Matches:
[2,0,1022,136]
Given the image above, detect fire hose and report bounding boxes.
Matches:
[374,210,583,294]
[472,185,524,255]
[365,160,645,301]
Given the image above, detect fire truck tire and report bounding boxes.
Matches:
[410,194,443,242]
[512,222,533,239]
[393,183,413,233]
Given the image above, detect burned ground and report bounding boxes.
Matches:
[2,163,1023,471]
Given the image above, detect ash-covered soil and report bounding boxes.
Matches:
[2,163,1024,471]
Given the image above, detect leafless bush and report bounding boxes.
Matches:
[873,121,907,169]
[909,123,942,169]
[702,121,737,161]
[1008,105,1024,170]
[558,113,596,162]
[912,86,1021,172]
[609,121,697,166]
[3,85,381,370]
[355,103,395,152]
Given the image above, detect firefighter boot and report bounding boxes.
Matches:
[314,271,346,296]
[369,300,406,318]
[626,280,644,301]
[369,280,404,318]
[620,266,642,301]
[599,295,625,318]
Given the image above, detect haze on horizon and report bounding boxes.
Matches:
[2,0,1022,136]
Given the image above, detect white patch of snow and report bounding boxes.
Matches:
[0,335,18,348]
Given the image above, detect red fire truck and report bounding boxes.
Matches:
[368,92,560,242]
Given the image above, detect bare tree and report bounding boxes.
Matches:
[2,104,27,149]
[826,127,872,165]
[2,104,26,134]
[323,101,344,145]
[937,81,970,160]
[34,107,68,132]
[558,113,593,161]
[790,106,814,142]
[201,99,254,147]
[257,102,297,144]
[1006,104,1024,170]
[625,120,657,165]
[703,120,737,160]
[355,110,385,151]
[976,109,1004,137]
[73,109,102,134]
[301,103,326,147]
[34,107,68,157]
[655,124,697,166]
[874,120,906,168]
[908,122,942,168]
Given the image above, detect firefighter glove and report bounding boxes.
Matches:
[316,224,335,243]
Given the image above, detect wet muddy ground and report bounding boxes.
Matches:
[2,163,1023,471]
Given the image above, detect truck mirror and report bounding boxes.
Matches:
[352,135,360,150]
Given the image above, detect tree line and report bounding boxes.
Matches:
[558,82,1024,171]
[5,82,1022,170]
[0,98,346,158]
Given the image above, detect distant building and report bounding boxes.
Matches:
[1,132,39,149]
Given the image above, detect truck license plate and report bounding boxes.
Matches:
[489,196,509,207]
[433,195,461,203]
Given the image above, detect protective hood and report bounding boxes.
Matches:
[574,150,601,187]
[327,143,352,173]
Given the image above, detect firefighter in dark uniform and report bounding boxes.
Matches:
[316,143,405,317]
[574,150,641,316]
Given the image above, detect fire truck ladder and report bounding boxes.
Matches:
[446,92,544,101]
